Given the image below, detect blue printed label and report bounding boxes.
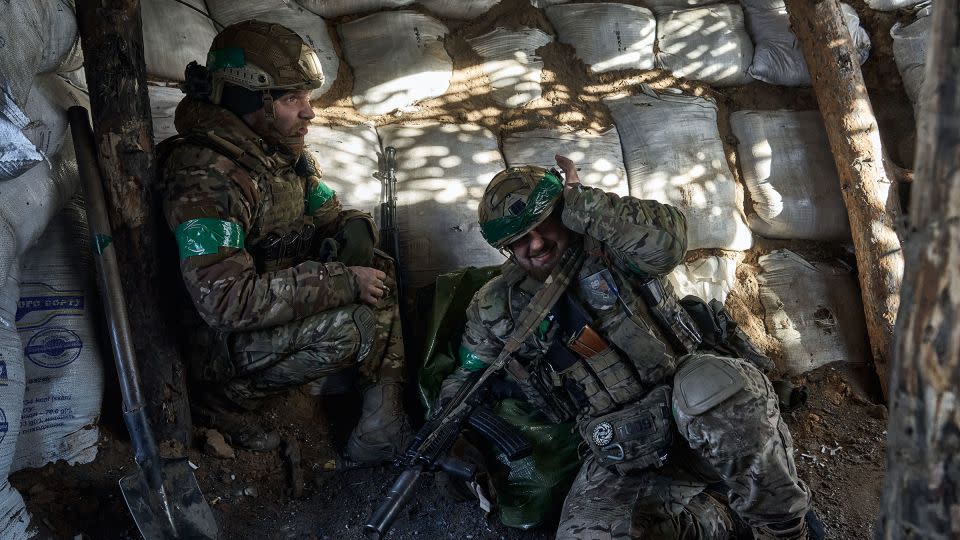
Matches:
[0,409,7,445]
[24,327,83,368]
[0,361,7,386]
[16,282,85,330]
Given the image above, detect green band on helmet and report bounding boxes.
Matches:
[306,181,336,213]
[458,345,488,372]
[207,47,246,71]
[480,170,564,247]
[175,218,245,260]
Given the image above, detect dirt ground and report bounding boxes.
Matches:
[10,0,912,537]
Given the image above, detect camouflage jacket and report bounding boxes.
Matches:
[445,184,689,420]
[161,97,375,332]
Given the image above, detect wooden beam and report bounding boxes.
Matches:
[785,0,903,398]
[880,1,960,537]
[75,0,191,447]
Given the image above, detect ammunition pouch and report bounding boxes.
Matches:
[579,385,673,476]
[638,278,702,354]
[680,296,774,373]
[249,222,334,273]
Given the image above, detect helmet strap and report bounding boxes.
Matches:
[262,91,276,120]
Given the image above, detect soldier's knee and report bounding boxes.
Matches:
[352,304,376,363]
[673,354,747,419]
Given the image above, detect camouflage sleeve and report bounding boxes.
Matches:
[304,163,379,244]
[163,157,358,332]
[560,184,688,277]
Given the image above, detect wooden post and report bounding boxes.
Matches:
[75,0,191,446]
[880,2,960,537]
[785,0,903,398]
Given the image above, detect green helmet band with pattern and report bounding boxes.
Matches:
[480,170,563,247]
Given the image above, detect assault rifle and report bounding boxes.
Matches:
[364,371,533,538]
[375,147,403,293]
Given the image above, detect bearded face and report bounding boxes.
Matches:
[243,90,314,156]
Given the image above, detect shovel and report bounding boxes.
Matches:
[68,106,219,540]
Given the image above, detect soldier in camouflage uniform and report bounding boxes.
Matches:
[160,20,410,462]
[439,155,819,539]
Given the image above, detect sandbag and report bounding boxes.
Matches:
[339,12,453,116]
[745,2,870,87]
[545,3,656,73]
[418,0,502,19]
[864,0,926,10]
[758,250,869,375]
[502,127,629,196]
[14,197,104,470]
[303,124,382,217]
[643,0,722,13]
[666,255,738,304]
[149,83,184,143]
[605,88,752,250]
[891,6,932,116]
[0,89,44,182]
[731,110,850,240]
[656,4,753,86]
[378,123,506,288]
[0,0,78,104]
[297,0,414,18]
[468,27,552,107]
[141,0,218,82]
[529,0,569,7]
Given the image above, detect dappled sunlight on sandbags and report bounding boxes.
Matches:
[468,27,552,108]
[148,83,184,142]
[644,0,722,14]
[891,6,931,117]
[606,87,752,250]
[545,3,656,73]
[141,0,217,82]
[298,0,414,18]
[731,110,850,240]
[339,12,453,116]
[502,128,628,196]
[418,0,502,19]
[656,4,753,87]
[744,1,870,87]
[304,124,382,217]
[666,254,739,303]
[758,250,869,375]
[378,123,505,288]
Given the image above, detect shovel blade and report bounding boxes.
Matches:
[120,458,219,539]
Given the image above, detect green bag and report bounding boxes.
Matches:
[417,267,583,530]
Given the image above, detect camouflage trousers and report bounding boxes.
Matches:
[557,355,811,540]
[222,253,406,402]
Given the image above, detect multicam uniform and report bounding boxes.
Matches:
[443,181,811,539]
[162,97,404,403]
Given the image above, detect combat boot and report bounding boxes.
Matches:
[753,510,825,540]
[192,392,281,452]
[344,382,413,464]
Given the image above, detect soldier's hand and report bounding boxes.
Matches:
[349,266,388,305]
[555,154,580,185]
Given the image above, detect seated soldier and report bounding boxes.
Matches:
[438,155,822,539]
[160,20,410,463]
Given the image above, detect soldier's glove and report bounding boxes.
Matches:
[339,219,375,266]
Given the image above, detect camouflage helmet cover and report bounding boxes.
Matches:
[478,166,565,248]
[207,20,324,104]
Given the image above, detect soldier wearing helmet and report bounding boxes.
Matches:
[437,155,820,539]
[159,20,411,463]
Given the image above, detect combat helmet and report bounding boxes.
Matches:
[205,20,324,106]
[478,166,565,248]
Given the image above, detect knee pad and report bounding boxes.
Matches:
[673,354,745,416]
[353,305,376,363]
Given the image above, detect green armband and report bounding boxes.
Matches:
[174,218,244,260]
[306,181,336,213]
[458,345,488,372]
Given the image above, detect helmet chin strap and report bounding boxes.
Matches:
[259,90,306,156]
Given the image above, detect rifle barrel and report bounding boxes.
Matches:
[364,468,422,538]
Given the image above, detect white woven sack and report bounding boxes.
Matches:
[0,266,30,540]
[502,128,629,196]
[468,27,552,107]
[745,2,870,87]
[418,0,502,19]
[864,0,926,10]
[656,4,753,86]
[644,0,723,13]
[378,123,506,288]
[206,0,290,25]
[14,198,103,470]
[141,0,218,82]
[0,0,78,104]
[0,89,44,182]
[297,0,414,18]
[891,6,932,116]
[731,110,850,240]
[605,88,752,250]
[304,124,382,217]
[256,8,339,99]
[530,0,569,7]
[758,250,869,375]
[666,255,737,303]
[148,83,184,143]
[339,12,452,116]
[545,3,656,73]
